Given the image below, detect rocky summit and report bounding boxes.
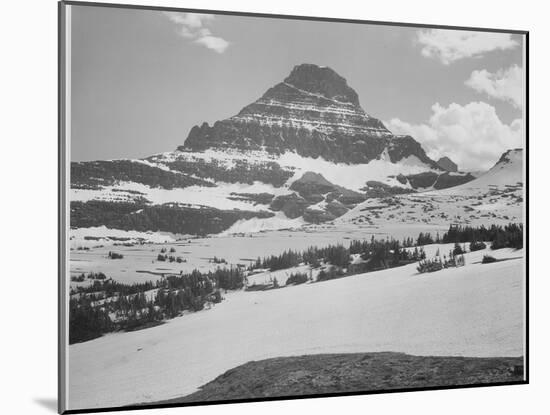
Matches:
[181,64,437,166]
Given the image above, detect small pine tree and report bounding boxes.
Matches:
[453,242,464,256]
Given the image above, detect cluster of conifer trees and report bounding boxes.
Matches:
[69,267,245,344]
[441,224,523,249]
[417,247,466,273]
[70,272,107,283]
[250,236,429,279]
[250,244,353,272]
[285,272,309,285]
[70,223,522,344]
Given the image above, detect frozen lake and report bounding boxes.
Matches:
[70,223,448,285]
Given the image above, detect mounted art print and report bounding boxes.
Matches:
[58,1,528,413]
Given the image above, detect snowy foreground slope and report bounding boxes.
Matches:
[68,246,524,409]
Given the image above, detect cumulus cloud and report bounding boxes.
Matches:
[465,65,523,109]
[385,102,523,170]
[163,12,229,53]
[417,29,518,64]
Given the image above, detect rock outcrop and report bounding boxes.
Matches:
[437,156,458,172]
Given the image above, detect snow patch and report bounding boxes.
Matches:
[219,213,305,235]
[72,181,288,211]
[70,226,178,248]
[278,152,434,191]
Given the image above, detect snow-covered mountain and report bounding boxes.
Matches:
[446,148,523,193]
[183,64,428,164]
[71,64,488,238]
[338,148,524,229]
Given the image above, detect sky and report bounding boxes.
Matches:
[69,4,525,170]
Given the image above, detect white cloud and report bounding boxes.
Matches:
[385,101,523,170]
[163,12,229,53]
[194,35,229,53]
[417,29,518,64]
[165,13,215,29]
[465,65,523,108]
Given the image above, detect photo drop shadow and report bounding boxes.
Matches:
[34,398,57,413]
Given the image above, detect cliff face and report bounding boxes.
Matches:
[181,64,439,166]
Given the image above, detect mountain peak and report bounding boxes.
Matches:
[437,156,458,172]
[496,148,523,165]
[283,64,360,106]
[456,148,523,191]
[180,64,444,166]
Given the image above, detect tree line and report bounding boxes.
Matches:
[250,236,431,273]
[441,223,523,249]
[70,223,522,343]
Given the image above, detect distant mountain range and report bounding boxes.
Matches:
[70,64,519,238]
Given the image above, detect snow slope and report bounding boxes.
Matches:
[276,150,431,190]
[68,246,524,410]
[70,226,179,247]
[438,148,523,196]
[71,179,289,211]
[152,148,434,192]
[219,212,305,235]
[338,149,524,229]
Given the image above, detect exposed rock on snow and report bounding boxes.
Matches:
[339,149,524,229]
[437,156,458,172]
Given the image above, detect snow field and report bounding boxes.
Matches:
[68,245,524,409]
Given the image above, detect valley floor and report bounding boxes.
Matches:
[67,244,525,410]
[69,223,448,286]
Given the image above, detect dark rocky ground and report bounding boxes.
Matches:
[153,352,524,404]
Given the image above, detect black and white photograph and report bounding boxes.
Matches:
[59,1,527,412]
